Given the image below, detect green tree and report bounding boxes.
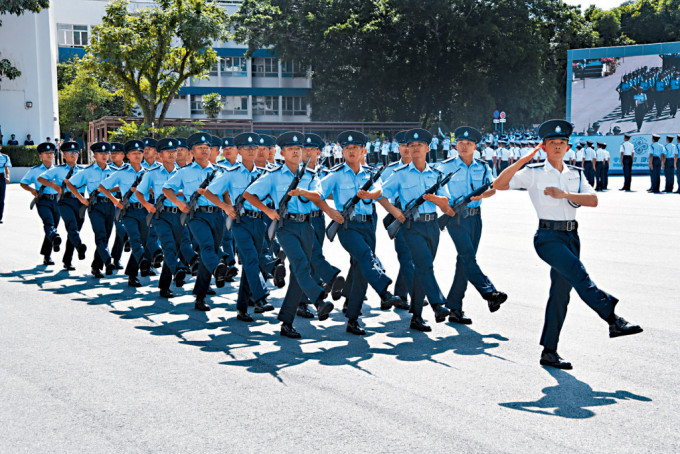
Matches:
[84,0,229,127]
[202,93,223,118]
[0,0,49,82]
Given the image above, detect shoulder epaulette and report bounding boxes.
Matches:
[394,163,409,172]
[527,163,545,168]
[567,164,583,171]
[266,164,282,172]
[305,167,317,175]
[330,163,344,172]
[387,161,400,167]
[474,158,486,164]
[31,163,43,169]
[83,163,95,169]
[225,165,240,172]
[440,156,457,164]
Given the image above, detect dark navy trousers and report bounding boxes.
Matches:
[0,176,5,221]
[392,228,414,300]
[650,157,662,192]
[189,210,225,298]
[533,228,617,351]
[664,159,675,192]
[310,213,340,284]
[122,207,149,277]
[153,210,189,289]
[57,196,84,264]
[87,198,114,270]
[232,217,269,312]
[36,198,60,258]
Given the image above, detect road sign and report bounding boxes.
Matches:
[499,119,506,123]
[493,110,500,119]
[500,111,506,119]
[493,119,500,124]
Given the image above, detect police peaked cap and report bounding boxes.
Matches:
[234,132,260,147]
[175,137,188,149]
[337,130,367,147]
[124,139,144,153]
[157,138,179,151]
[187,133,212,148]
[586,140,594,146]
[60,141,81,152]
[210,135,222,148]
[454,126,482,144]
[667,135,675,141]
[405,128,433,145]
[304,133,324,150]
[395,131,408,144]
[258,134,276,147]
[277,131,306,148]
[222,137,235,148]
[110,142,125,153]
[142,137,158,149]
[538,119,572,140]
[597,141,606,147]
[90,142,111,153]
[37,142,56,153]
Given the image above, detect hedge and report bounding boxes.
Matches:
[0,145,41,167]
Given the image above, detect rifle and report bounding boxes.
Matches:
[79,190,99,219]
[267,158,311,240]
[226,171,264,231]
[115,172,146,222]
[326,165,385,242]
[386,170,457,240]
[180,168,219,226]
[146,194,166,227]
[29,186,46,210]
[437,182,492,230]
[56,166,76,203]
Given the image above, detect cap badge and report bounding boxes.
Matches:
[169,141,173,146]
[464,131,469,137]
[293,136,298,142]
[248,137,253,143]
[307,138,311,143]
[348,135,353,142]
[201,136,205,141]
[414,133,419,139]
[555,126,562,133]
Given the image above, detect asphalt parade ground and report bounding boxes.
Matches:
[1,176,678,452]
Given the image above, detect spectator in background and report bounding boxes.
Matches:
[0,143,12,223]
[24,134,34,145]
[7,134,19,145]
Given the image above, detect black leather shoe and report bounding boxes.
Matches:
[296,303,315,319]
[253,299,274,314]
[105,262,115,276]
[432,304,450,323]
[159,288,175,298]
[43,258,54,266]
[483,291,508,312]
[448,309,472,324]
[152,251,164,268]
[52,235,62,252]
[325,274,345,301]
[174,269,186,288]
[77,244,87,260]
[128,277,142,288]
[146,267,157,276]
[346,318,366,335]
[410,316,432,332]
[393,296,410,310]
[380,290,401,310]
[123,241,131,252]
[91,268,104,279]
[540,351,573,369]
[194,298,211,311]
[213,262,227,288]
[63,264,75,271]
[609,316,643,338]
[237,310,254,322]
[139,259,152,277]
[113,260,124,270]
[280,322,301,339]
[226,266,239,280]
[342,300,348,314]
[315,299,334,321]
[206,288,216,296]
[273,263,286,288]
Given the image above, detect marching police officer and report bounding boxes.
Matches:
[619,134,635,191]
[141,137,163,272]
[65,142,115,278]
[108,142,128,270]
[494,119,643,369]
[37,141,86,270]
[20,142,62,265]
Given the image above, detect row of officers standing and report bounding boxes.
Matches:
[19,121,643,370]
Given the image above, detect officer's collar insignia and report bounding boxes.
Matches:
[464,131,469,137]
[293,136,298,142]
[348,135,353,142]
[414,133,419,139]
[248,137,253,143]
[555,126,562,133]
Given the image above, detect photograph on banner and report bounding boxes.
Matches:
[571,134,660,174]
[571,53,680,135]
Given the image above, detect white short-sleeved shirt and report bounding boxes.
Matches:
[620,141,634,156]
[483,146,495,160]
[595,148,606,162]
[509,160,595,221]
[563,149,575,162]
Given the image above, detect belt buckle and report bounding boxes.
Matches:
[566,221,575,231]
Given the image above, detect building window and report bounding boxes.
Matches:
[221,96,248,115]
[190,95,204,114]
[173,94,186,100]
[282,96,307,116]
[252,58,278,77]
[281,61,306,78]
[253,96,279,115]
[57,24,88,47]
[220,57,247,76]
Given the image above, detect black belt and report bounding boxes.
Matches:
[463,207,480,217]
[197,206,219,213]
[350,214,373,223]
[310,210,323,218]
[61,192,76,199]
[414,213,437,222]
[40,194,58,200]
[128,202,144,209]
[243,209,263,219]
[539,219,578,232]
[162,206,181,214]
[285,213,310,222]
[97,197,112,203]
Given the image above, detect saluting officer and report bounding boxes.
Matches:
[243,131,335,338]
[203,132,274,321]
[379,128,455,332]
[108,142,128,270]
[37,141,86,270]
[19,142,62,265]
[494,119,643,370]
[163,133,227,312]
[619,134,635,191]
[99,140,151,288]
[65,142,115,278]
[437,126,507,324]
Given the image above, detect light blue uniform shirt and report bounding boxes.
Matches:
[381,162,450,215]
[0,153,11,173]
[101,164,146,204]
[39,164,84,194]
[247,163,320,214]
[381,160,405,182]
[311,165,331,212]
[137,164,179,207]
[206,163,264,212]
[319,163,381,216]
[651,142,665,158]
[664,143,677,158]
[163,161,218,207]
[68,163,113,197]
[437,157,493,209]
[21,163,58,194]
[141,160,159,170]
